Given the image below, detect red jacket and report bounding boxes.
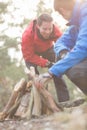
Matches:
[21,20,62,67]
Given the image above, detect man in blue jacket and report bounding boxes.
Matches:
[34,0,87,96]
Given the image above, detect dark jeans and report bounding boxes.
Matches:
[25,46,70,102]
[66,58,87,95]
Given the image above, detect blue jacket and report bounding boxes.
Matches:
[49,0,87,77]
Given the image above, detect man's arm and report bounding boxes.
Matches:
[54,25,78,57]
[21,31,49,67]
[49,5,87,77]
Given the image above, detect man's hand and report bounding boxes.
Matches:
[26,66,53,89]
[34,72,52,89]
[45,61,54,68]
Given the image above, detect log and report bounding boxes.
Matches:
[9,80,33,119]
[27,67,63,113]
[0,78,27,121]
[32,85,42,117]
[14,92,30,118]
[22,88,34,119]
[39,87,62,112]
[4,78,27,113]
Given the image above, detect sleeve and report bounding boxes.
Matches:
[49,6,87,77]
[21,30,48,67]
[54,25,78,56]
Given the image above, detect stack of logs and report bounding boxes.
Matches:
[0,67,63,121]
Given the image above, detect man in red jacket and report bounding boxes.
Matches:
[21,13,69,102]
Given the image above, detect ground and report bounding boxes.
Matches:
[0,104,87,130]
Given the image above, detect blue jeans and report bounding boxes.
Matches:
[66,58,87,95]
[25,46,70,102]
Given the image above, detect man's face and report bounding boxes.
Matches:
[37,21,53,39]
[58,8,72,21]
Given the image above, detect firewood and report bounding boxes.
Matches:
[0,78,27,121]
[14,92,30,118]
[32,85,42,117]
[9,80,33,119]
[0,67,63,121]
[39,87,63,112]
[23,88,34,119]
[27,67,63,114]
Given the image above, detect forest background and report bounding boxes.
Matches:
[0,0,85,110]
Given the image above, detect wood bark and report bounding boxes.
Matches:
[32,85,42,117]
[39,87,62,112]
[0,78,27,121]
[27,67,63,113]
[0,67,63,121]
[22,89,34,119]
